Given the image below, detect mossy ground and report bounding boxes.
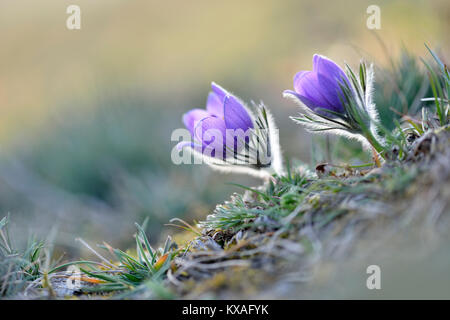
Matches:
[168,127,450,299]
[2,127,448,299]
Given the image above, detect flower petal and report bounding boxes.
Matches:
[293,71,310,90]
[293,71,333,110]
[194,115,226,145]
[211,82,228,105]
[206,91,224,118]
[223,95,253,130]
[182,109,211,137]
[313,54,349,85]
[194,116,227,158]
[316,73,345,113]
[293,93,321,112]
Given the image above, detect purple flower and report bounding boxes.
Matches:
[284,54,351,115]
[177,82,254,159]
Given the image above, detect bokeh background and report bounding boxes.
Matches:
[0,0,448,255]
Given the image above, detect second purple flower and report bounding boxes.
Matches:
[284,54,351,116]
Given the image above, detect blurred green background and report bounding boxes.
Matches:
[0,0,448,255]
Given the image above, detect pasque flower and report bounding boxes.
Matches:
[283,54,351,116]
[177,82,254,159]
[177,82,283,178]
[284,54,386,158]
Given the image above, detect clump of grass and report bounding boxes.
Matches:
[374,48,433,130]
[1,216,183,299]
[421,45,449,128]
[44,219,180,298]
[198,167,312,232]
[0,216,45,298]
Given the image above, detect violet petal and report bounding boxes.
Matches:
[293,71,333,110]
[206,91,224,118]
[223,95,254,130]
[182,109,212,137]
[193,115,227,146]
[313,54,350,86]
